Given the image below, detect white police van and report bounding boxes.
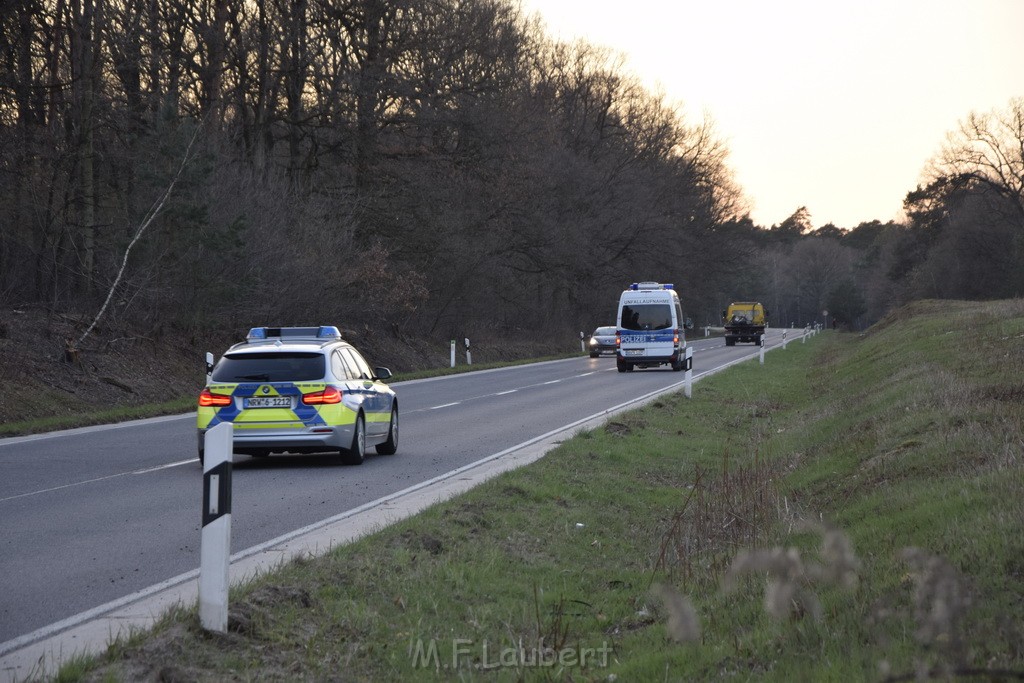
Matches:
[616,282,686,372]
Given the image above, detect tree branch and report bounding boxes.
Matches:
[73,122,203,351]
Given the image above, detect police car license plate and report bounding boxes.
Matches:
[245,396,291,408]
[624,349,643,356]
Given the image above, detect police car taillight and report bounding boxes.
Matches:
[198,388,232,407]
[302,386,342,405]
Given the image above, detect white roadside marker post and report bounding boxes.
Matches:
[759,334,765,365]
[782,330,787,349]
[200,422,233,633]
[683,345,694,399]
[450,340,455,368]
[580,331,585,353]
[465,337,472,365]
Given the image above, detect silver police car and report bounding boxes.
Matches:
[197,326,397,465]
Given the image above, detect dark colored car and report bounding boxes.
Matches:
[588,326,617,357]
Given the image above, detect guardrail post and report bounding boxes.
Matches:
[759,335,765,365]
[200,422,233,633]
[684,346,693,398]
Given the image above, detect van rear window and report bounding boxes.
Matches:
[212,352,325,382]
[620,304,673,331]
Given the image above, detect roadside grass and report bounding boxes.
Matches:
[0,397,196,438]
[55,299,1024,681]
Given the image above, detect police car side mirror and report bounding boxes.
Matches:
[374,367,392,381]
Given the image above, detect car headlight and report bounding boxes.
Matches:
[589,338,598,345]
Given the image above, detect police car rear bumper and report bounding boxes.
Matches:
[197,425,354,454]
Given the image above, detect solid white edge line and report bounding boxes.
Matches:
[0,413,197,448]
[0,336,782,659]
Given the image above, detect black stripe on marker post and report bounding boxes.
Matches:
[202,461,232,527]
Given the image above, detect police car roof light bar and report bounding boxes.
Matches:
[245,326,342,341]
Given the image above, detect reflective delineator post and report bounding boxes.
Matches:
[782,330,787,349]
[579,331,585,353]
[465,337,472,365]
[683,346,694,399]
[450,340,455,368]
[200,423,233,633]
[759,335,765,365]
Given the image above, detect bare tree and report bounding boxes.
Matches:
[931,97,1024,225]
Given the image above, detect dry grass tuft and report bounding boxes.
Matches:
[654,454,782,590]
[651,583,701,643]
[723,523,860,622]
[899,547,972,667]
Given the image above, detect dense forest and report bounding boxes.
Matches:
[1,0,1022,350]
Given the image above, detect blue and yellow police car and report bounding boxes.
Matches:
[197,326,398,465]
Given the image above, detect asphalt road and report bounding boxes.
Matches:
[0,329,794,647]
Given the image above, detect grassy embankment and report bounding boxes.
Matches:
[57,300,1023,681]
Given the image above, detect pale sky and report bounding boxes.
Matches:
[519,0,1024,229]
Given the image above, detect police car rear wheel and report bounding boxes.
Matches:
[341,414,366,465]
[376,407,399,455]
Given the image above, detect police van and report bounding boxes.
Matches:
[616,282,686,372]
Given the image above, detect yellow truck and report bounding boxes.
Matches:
[723,302,767,346]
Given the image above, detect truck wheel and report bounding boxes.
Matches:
[725,338,735,347]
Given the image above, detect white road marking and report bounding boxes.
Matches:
[494,390,517,396]
[429,402,461,410]
[133,460,193,474]
[0,460,195,504]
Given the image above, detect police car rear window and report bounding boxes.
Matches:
[620,304,673,331]
[212,352,326,382]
